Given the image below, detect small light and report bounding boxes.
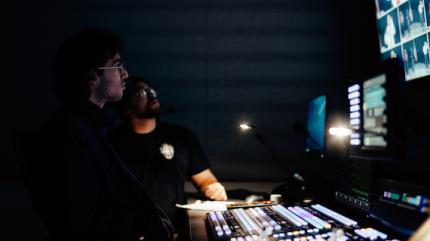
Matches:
[350,112,360,118]
[348,84,360,93]
[329,127,352,137]
[350,139,361,145]
[349,98,360,105]
[239,123,251,131]
[351,125,360,130]
[350,118,360,125]
[348,91,360,99]
[350,105,360,112]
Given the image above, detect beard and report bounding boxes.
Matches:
[133,99,160,119]
[95,76,123,103]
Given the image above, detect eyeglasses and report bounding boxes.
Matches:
[97,63,125,72]
[137,87,157,98]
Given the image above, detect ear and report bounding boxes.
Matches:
[88,70,100,89]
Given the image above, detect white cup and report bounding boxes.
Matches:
[270,194,282,204]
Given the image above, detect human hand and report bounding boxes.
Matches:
[201,182,227,201]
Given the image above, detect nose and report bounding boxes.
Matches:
[121,68,129,80]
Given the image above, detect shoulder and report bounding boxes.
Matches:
[157,121,193,135]
[41,106,97,139]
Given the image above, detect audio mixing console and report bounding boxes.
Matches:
[206,204,397,241]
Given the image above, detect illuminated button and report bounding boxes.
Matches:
[287,232,293,236]
[294,238,300,241]
[321,234,328,238]
[274,234,279,238]
[299,230,306,235]
[338,236,348,241]
[217,230,223,236]
[245,236,253,241]
[293,231,300,236]
[313,229,319,233]
[279,233,286,237]
[300,237,307,241]
[307,229,314,233]
[230,238,237,241]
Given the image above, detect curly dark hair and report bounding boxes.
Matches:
[53,29,123,104]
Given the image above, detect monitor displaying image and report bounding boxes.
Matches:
[306,95,326,152]
[375,0,430,81]
[363,74,387,147]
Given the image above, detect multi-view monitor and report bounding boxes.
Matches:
[375,0,430,81]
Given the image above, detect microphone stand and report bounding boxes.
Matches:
[247,125,288,176]
[243,124,309,205]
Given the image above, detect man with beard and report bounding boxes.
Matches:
[108,75,227,238]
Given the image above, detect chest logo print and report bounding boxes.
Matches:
[160,143,175,160]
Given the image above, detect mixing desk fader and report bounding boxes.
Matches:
[206,204,398,241]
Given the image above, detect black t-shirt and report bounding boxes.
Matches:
[109,121,210,221]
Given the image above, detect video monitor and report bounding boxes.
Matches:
[374,0,430,81]
[348,59,404,160]
[305,95,326,153]
[363,74,388,147]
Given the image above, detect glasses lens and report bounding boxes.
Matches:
[138,89,147,98]
[149,88,157,97]
[136,88,157,98]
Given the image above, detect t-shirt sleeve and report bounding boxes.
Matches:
[185,129,211,176]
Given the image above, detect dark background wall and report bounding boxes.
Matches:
[5,0,381,239]
[10,0,380,180]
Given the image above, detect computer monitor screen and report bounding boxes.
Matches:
[348,58,406,160]
[306,95,326,152]
[348,72,393,160]
[363,74,387,147]
[374,0,430,81]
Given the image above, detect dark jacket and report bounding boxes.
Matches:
[26,102,173,241]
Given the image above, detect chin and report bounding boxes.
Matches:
[108,94,123,103]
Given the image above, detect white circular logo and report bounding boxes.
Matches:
[160,143,175,160]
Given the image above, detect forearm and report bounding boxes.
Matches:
[191,169,227,201]
[192,169,218,189]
